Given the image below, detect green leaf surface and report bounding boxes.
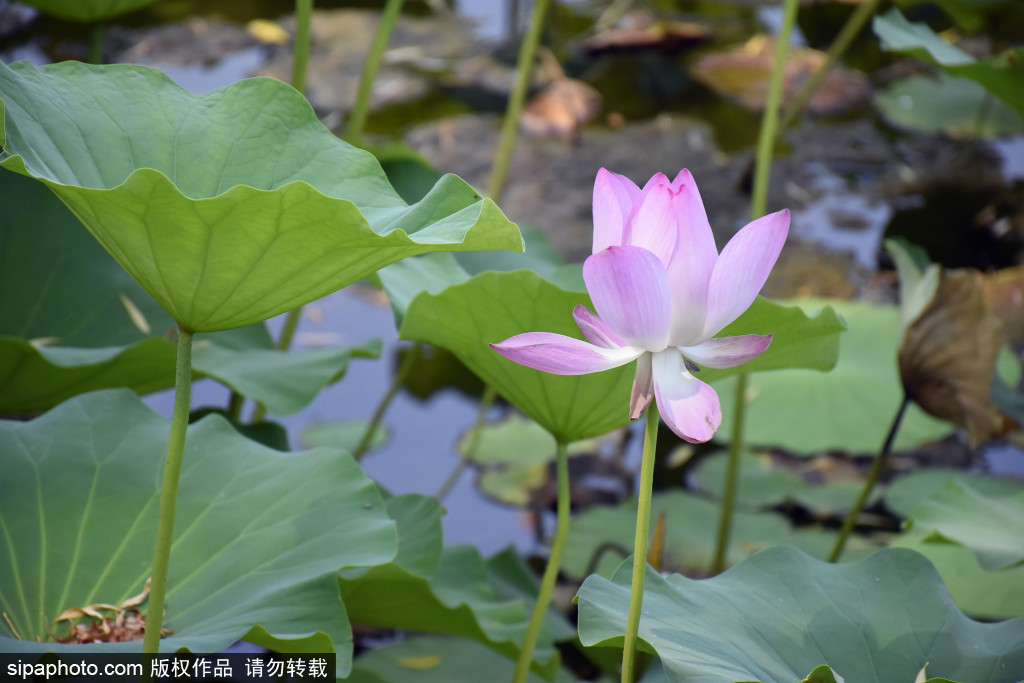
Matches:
[576,546,1024,683]
[0,169,174,347]
[874,8,1024,120]
[190,338,381,416]
[400,271,844,444]
[875,72,1024,137]
[300,419,390,454]
[338,494,568,678]
[884,468,1024,519]
[0,61,521,332]
[562,491,875,580]
[714,301,950,454]
[18,0,156,21]
[890,535,1024,619]
[692,451,882,514]
[0,390,397,676]
[347,635,577,683]
[907,481,1024,570]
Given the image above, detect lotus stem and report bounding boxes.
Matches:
[143,326,194,654]
[712,0,798,580]
[291,0,313,95]
[88,22,104,64]
[514,439,571,683]
[352,343,420,460]
[436,385,498,500]
[345,0,404,143]
[829,394,910,562]
[751,0,799,215]
[711,374,748,575]
[226,391,245,423]
[488,0,550,204]
[622,401,660,683]
[777,0,882,135]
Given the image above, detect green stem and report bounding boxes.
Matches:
[777,0,881,135]
[751,0,800,216]
[88,22,104,64]
[711,374,748,575]
[828,394,910,563]
[345,0,404,144]
[488,0,550,204]
[352,343,420,460]
[227,391,245,423]
[513,440,571,683]
[143,326,194,654]
[622,402,660,683]
[436,385,498,501]
[291,0,313,94]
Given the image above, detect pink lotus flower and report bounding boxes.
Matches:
[491,168,789,442]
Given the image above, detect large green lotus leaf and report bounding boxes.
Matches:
[692,451,883,514]
[18,0,156,21]
[0,336,379,416]
[561,491,875,580]
[891,532,1024,619]
[190,338,381,416]
[875,73,1024,138]
[874,8,1024,121]
[576,546,1024,683]
[0,169,174,346]
[347,635,579,683]
[400,271,843,444]
[0,390,397,675]
[905,481,1024,570]
[884,468,1024,519]
[714,300,950,454]
[0,61,522,332]
[338,494,569,678]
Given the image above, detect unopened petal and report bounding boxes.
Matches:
[583,246,672,351]
[630,352,654,419]
[664,171,719,346]
[652,349,722,443]
[622,184,678,268]
[701,209,789,340]
[573,305,626,349]
[491,332,642,375]
[679,334,773,369]
[593,168,640,253]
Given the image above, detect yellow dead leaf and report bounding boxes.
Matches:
[247,19,290,45]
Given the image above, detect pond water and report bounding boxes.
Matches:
[4,0,1023,557]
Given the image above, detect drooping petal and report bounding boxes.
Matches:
[663,171,719,346]
[491,332,642,375]
[592,168,641,253]
[622,183,678,267]
[583,246,672,352]
[573,305,626,349]
[700,209,789,341]
[679,334,773,369]
[652,349,722,443]
[630,352,654,419]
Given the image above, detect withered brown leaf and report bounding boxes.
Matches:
[899,270,1005,446]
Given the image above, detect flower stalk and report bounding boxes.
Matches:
[829,394,910,562]
[345,0,404,143]
[291,0,313,95]
[622,401,660,682]
[143,326,194,653]
[513,439,572,683]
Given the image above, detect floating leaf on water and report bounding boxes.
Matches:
[584,11,711,53]
[691,36,869,114]
[899,270,1005,446]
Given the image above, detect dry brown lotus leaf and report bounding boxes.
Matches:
[981,266,1024,350]
[521,78,601,138]
[691,35,869,114]
[50,580,168,643]
[899,270,1005,446]
[584,11,711,53]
